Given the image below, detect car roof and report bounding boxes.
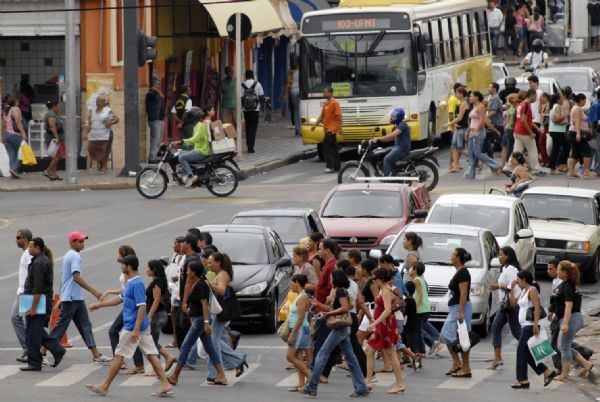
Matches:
[233,208,313,218]
[331,183,410,192]
[403,223,485,236]
[198,224,268,234]
[433,194,518,208]
[513,76,557,84]
[522,186,600,199]
[538,67,593,75]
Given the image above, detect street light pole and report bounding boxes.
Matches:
[235,12,243,158]
[65,0,77,184]
[123,0,140,176]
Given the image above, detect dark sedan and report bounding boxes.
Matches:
[198,224,293,333]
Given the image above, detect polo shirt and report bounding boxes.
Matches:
[120,276,149,332]
[60,249,83,302]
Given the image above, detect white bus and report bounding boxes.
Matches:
[298,0,492,149]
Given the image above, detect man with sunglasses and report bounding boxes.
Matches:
[12,229,33,363]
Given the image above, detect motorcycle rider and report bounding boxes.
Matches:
[174,106,212,188]
[375,108,411,176]
[499,76,519,105]
[519,38,548,71]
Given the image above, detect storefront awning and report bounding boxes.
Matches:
[199,0,296,37]
[0,0,80,36]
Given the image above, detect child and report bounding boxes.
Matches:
[402,281,422,369]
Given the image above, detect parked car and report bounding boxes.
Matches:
[498,76,562,98]
[521,186,600,283]
[493,62,510,84]
[198,224,294,332]
[425,194,535,272]
[537,66,599,109]
[319,183,431,252]
[376,223,501,336]
[231,208,326,255]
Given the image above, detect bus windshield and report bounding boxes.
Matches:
[300,32,416,98]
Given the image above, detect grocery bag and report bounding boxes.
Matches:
[457,319,471,352]
[527,330,556,365]
[20,143,37,166]
[278,291,297,322]
[47,140,59,158]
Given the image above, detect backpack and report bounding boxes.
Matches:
[241,81,259,110]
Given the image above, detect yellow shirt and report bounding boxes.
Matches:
[447,95,460,123]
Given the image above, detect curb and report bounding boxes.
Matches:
[0,181,136,192]
[237,148,318,180]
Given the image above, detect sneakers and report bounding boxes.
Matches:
[42,356,51,367]
[323,168,334,173]
[94,355,114,364]
[16,351,28,363]
[184,175,198,188]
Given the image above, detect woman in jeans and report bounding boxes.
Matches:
[286,274,312,391]
[509,271,556,388]
[168,261,227,385]
[548,93,569,174]
[553,261,595,382]
[409,262,442,355]
[440,248,473,378]
[567,93,596,178]
[206,252,247,383]
[445,87,469,173]
[301,269,369,397]
[464,91,501,179]
[2,95,27,178]
[357,258,378,345]
[488,246,521,370]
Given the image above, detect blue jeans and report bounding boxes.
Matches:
[451,128,466,150]
[418,313,440,349]
[50,300,97,349]
[178,316,219,366]
[503,128,515,158]
[4,132,23,172]
[311,318,331,370]
[558,313,584,363]
[516,325,548,382]
[305,327,369,394]
[490,28,500,56]
[464,131,500,179]
[207,317,246,380]
[491,306,521,348]
[383,146,409,176]
[178,150,207,176]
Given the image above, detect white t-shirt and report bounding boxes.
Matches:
[496,264,520,301]
[242,79,264,112]
[525,51,549,70]
[487,7,504,29]
[531,88,543,124]
[17,249,33,295]
[347,280,359,314]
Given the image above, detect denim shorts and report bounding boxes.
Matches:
[395,319,406,350]
[289,325,311,350]
[502,128,514,148]
[451,128,467,150]
[439,301,473,345]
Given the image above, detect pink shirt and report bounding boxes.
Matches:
[569,106,590,132]
[469,109,481,130]
[4,107,17,133]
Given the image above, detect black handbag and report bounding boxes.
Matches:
[217,286,241,322]
[500,291,512,313]
[581,130,593,142]
[526,305,547,322]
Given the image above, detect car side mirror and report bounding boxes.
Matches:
[369,249,382,260]
[490,257,501,269]
[276,257,292,269]
[516,228,534,240]
[410,209,428,220]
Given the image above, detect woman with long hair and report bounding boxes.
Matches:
[464,91,501,179]
[567,93,596,178]
[506,151,532,197]
[285,274,312,391]
[445,86,470,172]
[409,261,442,356]
[548,92,569,174]
[488,246,522,370]
[357,258,378,345]
[2,95,27,178]
[206,252,248,383]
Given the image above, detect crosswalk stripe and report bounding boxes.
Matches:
[0,366,21,380]
[200,363,260,387]
[35,364,102,387]
[259,173,305,184]
[119,375,159,387]
[308,175,337,184]
[436,369,494,390]
[530,373,562,390]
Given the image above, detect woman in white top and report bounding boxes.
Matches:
[509,271,556,389]
[86,95,119,174]
[488,246,522,370]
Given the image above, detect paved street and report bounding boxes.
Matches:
[0,147,599,401]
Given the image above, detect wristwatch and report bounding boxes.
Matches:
[204,320,210,324]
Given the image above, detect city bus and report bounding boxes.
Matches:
[298,0,492,149]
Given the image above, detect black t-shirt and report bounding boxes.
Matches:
[554,281,582,319]
[590,3,600,26]
[146,279,166,312]
[179,253,200,301]
[332,288,349,309]
[504,13,516,31]
[187,280,210,317]
[362,278,376,303]
[448,268,471,306]
[403,297,420,331]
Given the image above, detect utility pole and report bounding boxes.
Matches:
[123,0,140,176]
[235,12,243,157]
[65,0,77,184]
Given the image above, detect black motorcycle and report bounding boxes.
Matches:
[136,142,239,199]
[337,128,440,191]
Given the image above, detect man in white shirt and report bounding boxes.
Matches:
[241,70,265,153]
[528,76,544,138]
[519,38,549,70]
[12,229,33,363]
[486,0,504,57]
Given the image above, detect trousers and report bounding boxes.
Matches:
[26,314,65,369]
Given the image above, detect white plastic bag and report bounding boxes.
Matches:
[197,339,208,359]
[527,330,556,365]
[209,289,223,315]
[0,143,10,177]
[47,140,59,158]
[457,319,471,352]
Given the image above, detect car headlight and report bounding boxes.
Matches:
[470,284,484,297]
[236,281,268,296]
[566,241,590,251]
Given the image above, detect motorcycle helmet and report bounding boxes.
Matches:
[532,38,544,53]
[183,106,205,125]
[390,108,405,125]
[504,76,517,89]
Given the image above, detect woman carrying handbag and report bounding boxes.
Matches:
[301,270,369,397]
[285,274,312,392]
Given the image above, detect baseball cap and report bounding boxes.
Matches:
[117,255,139,269]
[68,231,88,243]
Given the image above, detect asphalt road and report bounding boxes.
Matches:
[0,147,599,401]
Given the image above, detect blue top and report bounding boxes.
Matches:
[60,249,83,302]
[288,291,309,329]
[120,276,149,332]
[394,122,411,153]
[394,270,408,296]
[588,100,600,127]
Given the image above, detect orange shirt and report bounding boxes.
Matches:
[322,98,342,134]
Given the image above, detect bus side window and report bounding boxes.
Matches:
[443,18,453,62]
[456,15,465,59]
[462,14,473,58]
[474,10,489,56]
[437,19,445,64]
[426,21,436,67]
[470,12,480,56]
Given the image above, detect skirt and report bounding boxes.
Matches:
[88,139,111,163]
[439,301,473,345]
[289,325,311,350]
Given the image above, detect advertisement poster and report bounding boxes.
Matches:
[85,73,114,110]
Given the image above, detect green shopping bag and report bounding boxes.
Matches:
[527,330,556,365]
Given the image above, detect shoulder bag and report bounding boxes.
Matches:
[217,286,241,322]
[525,304,547,322]
[278,319,291,342]
[326,289,353,330]
[206,281,223,315]
[390,287,406,313]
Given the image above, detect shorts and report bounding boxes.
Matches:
[115,328,158,358]
[502,128,514,149]
[358,303,375,332]
[395,319,406,351]
[289,325,311,349]
[568,131,591,159]
[451,128,467,150]
[592,25,600,37]
[439,301,473,345]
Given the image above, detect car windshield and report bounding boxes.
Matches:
[231,216,306,244]
[210,232,270,265]
[389,232,483,267]
[300,33,416,98]
[428,204,510,237]
[514,81,552,94]
[538,71,592,92]
[322,190,404,218]
[521,194,596,225]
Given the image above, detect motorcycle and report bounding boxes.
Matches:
[337,128,440,191]
[136,142,240,199]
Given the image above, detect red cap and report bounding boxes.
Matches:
[68,231,88,243]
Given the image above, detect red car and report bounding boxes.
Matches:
[319,182,431,251]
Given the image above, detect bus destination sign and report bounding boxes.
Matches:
[322,18,391,31]
[302,12,410,34]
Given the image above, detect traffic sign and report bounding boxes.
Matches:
[227,13,252,41]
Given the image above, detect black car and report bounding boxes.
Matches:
[198,224,293,333]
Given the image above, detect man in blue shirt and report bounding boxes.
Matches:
[86,255,173,397]
[376,108,411,176]
[49,231,111,364]
[587,89,600,174]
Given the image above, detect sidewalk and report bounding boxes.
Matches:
[0,117,316,192]
[573,311,600,399]
[501,48,600,66]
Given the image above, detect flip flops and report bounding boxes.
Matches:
[85,384,107,396]
[150,390,174,397]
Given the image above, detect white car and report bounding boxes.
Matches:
[498,76,562,98]
[425,194,535,272]
[521,186,600,283]
[383,223,501,337]
[537,66,600,109]
[493,62,510,84]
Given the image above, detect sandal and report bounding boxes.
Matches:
[487,361,504,370]
[583,364,594,380]
[445,365,462,376]
[126,366,145,374]
[451,371,472,378]
[510,382,530,389]
[42,170,51,179]
[566,174,580,179]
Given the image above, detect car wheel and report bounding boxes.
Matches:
[475,299,492,338]
[583,251,600,284]
[262,294,279,334]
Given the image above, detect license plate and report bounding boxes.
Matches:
[430,303,438,312]
[536,254,554,265]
